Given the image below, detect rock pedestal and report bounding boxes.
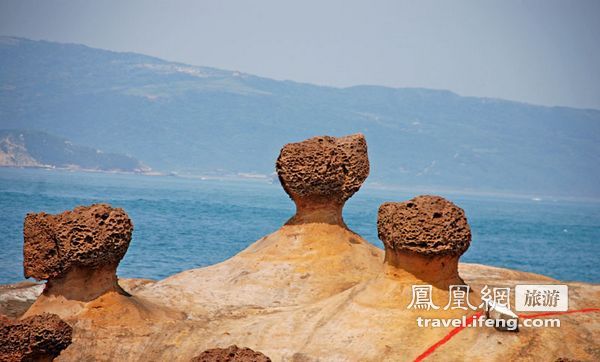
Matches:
[23,203,132,301]
[22,203,181,326]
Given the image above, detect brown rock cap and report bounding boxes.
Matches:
[191,345,271,362]
[24,203,133,280]
[0,313,72,361]
[378,195,471,256]
[276,134,369,204]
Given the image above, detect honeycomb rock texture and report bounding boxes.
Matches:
[377,195,471,256]
[23,203,133,280]
[191,345,271,362]
[0,313,72,361]
[276,134,369,203]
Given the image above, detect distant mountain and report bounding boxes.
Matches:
[0,129,148,172]
[0,36,599,198]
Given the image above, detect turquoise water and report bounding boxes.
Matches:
[0,168,598,283]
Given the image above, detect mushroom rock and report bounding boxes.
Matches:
[276,134,369,226]
[335,195,483,317]
[21,204,181,324]
[23,204,132,300]
[0,313,72,361]
[138,134,383,315]
[377,195,471,289]
[191,345,271,362]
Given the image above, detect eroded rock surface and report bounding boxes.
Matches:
[139,134,382,315]
[0,282,44,318]
[24,203,132,280]
[275,134,369,226]
[0,313,72,361]
[4,137,597,361]
[21,204,182,328]
[140,223,383,317]
[378,195,471,256]
[191,345,271,362]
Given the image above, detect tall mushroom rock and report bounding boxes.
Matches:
[377,195,471,289]
[139,134,383,314]
[23,203,133,301]
[276,134,369,226]
[0,313,72,361]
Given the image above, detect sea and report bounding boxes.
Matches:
[0,168,598,284]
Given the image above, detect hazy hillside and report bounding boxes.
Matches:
[1,36,599,198]
[0,129,147,172]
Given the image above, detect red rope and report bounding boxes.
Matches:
[413,312,482,362]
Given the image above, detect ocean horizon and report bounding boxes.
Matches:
[1,167,599,284]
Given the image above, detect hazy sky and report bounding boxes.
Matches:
[1,0,599,109]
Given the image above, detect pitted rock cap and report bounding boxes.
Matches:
[377,195,471,256]
[191,345,271,362]
[23,203,133,280]
[276,134,369,203]
[0,313,72,361]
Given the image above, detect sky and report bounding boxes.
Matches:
[1,0,599,109]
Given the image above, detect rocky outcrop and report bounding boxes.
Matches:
[139,134,382,315]
[22,204,133,314]
[6,135,598,361]
[191,345,271,362]
[22,204,182,325]
[276,134,369,225]
[3,264,598,361]
[0,129,149,172]
[0,313,72,361]
[0,132,41,167]
[24,203,132,281]
[153,196,591,361]
[0,280,155,319]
